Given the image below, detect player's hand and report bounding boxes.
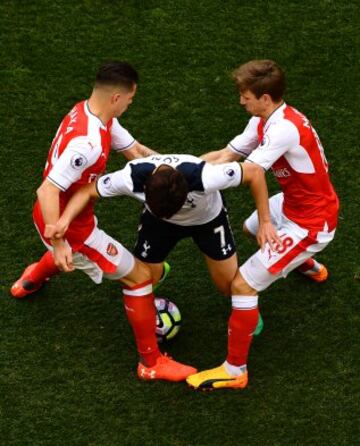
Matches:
[52,239,74,273]
[256,221,282,252]
[45,218,69,240]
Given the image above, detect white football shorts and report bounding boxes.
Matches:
[37,225,135,284]
[240,193,336,291]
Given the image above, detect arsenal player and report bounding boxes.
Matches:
[11,61,196,382]
[187,60,339,390]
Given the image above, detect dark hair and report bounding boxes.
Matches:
[145,166,188,219]
[95,61,139,90]
[232,60,285,101]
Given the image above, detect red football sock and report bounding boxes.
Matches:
[227,295,259,367]
[30,251,60,283]
[123,280,161,367]
[297,258,315,273]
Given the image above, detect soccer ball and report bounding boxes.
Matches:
[155,297,181,342]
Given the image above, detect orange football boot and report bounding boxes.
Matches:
[11,263,48,298]
[304,263,328,283]
[137,353,197,382]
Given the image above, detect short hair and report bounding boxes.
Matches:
[232,60,285,101]
[95,61,139,90]
[145,165,189,219]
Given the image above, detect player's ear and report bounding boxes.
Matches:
[111,92,121,104]
[262,93,273,105]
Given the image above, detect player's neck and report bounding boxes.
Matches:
[261,100,284,121]
[87,96,113,126]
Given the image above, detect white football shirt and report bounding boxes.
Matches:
[96,154,242,226]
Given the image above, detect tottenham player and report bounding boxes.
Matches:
[45,154,280,361]
[187,60,339,390]
[11,61,196,382]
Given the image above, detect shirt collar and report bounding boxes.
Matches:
[84,100,108,130]
[263,102,286,131]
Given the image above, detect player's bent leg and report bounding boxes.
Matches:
[296,257,328,282]
[231,270,258,296]
[204,253,238,296]
[293,224,335,283]
[141,261,171,291]
[140,262,164,286]
[11,251,60,298]
[119,257,152,288]
[133,208,178,290]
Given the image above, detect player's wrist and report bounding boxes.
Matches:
[258,217,271,224]
[50,237,65,247]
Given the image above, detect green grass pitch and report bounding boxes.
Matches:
[0,1,359,445]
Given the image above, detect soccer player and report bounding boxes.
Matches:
[45,154,280,352]
[186,59,339,390]
[11,61,196,382]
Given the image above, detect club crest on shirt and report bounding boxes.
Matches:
[106,243,118,256]
[71,153,88,170]
[101,176,112,188]
[223,166,235,178]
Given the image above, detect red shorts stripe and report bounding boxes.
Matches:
[80,244,118,274]
[268,231,318,275]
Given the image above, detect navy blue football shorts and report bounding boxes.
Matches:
[133,206,236,263]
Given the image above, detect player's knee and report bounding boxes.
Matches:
[146,262,165,286]
[231,271,257,296]
[135,261,153,284]
[211,268,238,296]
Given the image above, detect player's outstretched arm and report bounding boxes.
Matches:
[45,182,99,241]
[200,147,241,163]
[122,142,158,160]
[241,162,281,251]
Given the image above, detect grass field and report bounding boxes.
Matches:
[1,1,359,445]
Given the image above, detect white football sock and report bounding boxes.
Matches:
[224,360,247,376]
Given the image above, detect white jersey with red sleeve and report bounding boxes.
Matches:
[228,103,339,232]
[33,100,136,250]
